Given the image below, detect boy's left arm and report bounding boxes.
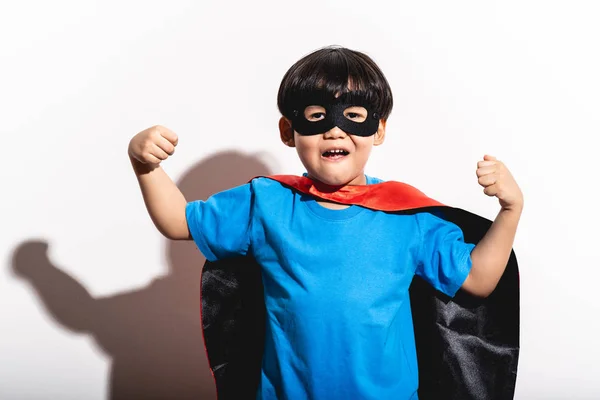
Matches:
[461,155,524,298]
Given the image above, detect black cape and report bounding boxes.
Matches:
[199,177,520,399]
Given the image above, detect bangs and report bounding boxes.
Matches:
[278,46,393,120]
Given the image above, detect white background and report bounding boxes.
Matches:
[2,1,599,399]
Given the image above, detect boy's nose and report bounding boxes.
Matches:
[323,125,348,139]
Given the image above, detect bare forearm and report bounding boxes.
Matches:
[130,157,190,240]
[466,206,522,297]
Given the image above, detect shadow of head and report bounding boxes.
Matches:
[167,151,273,276]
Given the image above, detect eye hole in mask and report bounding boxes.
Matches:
[290,91,381,137]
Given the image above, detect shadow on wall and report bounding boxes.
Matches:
[11,151,273,400]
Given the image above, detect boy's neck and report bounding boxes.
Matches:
[307,174,368,189]
[307,173,367,210]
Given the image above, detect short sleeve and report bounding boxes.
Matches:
[415,212,475,297]
[185,183,254,261]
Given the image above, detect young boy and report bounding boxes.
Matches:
[128,46,522,399]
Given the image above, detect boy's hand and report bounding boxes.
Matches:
[128,125,178,167]
[476,155,523,212]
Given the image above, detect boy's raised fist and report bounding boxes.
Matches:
[128,125,179,165]
[476,154,523,212]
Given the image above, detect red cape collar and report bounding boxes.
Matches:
[261,175,445,212]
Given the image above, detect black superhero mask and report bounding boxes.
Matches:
[289,91,380,137]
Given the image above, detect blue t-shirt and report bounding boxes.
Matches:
[186,176,475,400]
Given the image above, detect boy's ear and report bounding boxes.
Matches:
[373,119,386,146]
[279,117,295,147]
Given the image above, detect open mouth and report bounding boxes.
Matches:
[322,149,350,159]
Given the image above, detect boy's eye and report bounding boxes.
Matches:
[304,106,326,121]
[344,106,367,122]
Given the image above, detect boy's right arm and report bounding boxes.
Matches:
[128,125,191,240]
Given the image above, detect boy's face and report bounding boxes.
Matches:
[279,103,386,186]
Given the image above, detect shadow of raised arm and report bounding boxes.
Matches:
[12,240,97,334]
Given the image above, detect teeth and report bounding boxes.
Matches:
[323,149,348,157]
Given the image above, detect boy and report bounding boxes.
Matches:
[128,46,522,399]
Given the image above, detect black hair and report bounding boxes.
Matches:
[277,45,393,121]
